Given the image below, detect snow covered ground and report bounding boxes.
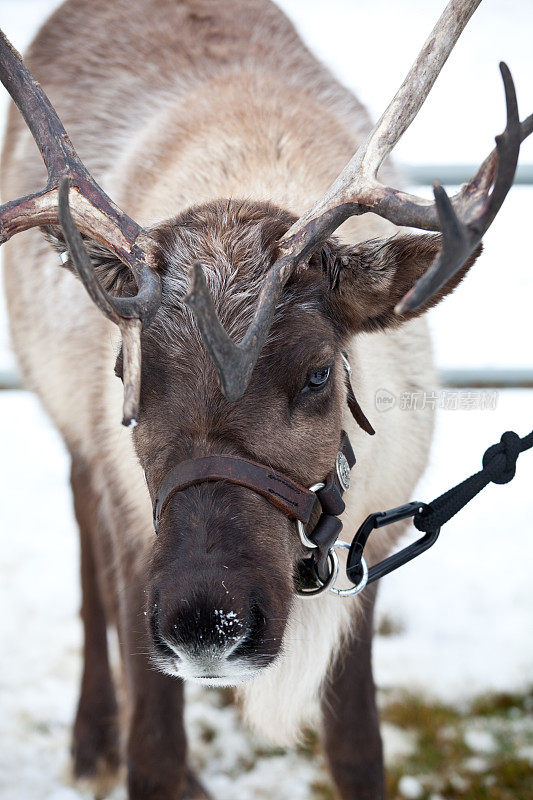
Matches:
[1,389,532,800]
[1,2,532,799]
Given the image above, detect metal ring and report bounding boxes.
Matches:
[297,482,325,549]
[328,540,369,597]
[296,549,339,598]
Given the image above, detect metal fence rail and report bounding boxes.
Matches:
[2,368,532,392]
[404,163,533,185]
[440,368,533,389]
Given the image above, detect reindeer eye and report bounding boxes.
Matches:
[306,366,331,390]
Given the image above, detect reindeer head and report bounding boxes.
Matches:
[127,200,483,683]
[1,0,531,685]
[60,198,475,684]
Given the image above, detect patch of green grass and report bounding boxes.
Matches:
[198,722,217,744]
[380,688,533,800]
[469,687,533,717]
[385,771,401,798]
[437,757,533,800]
[252,741,287,759]
[297,727,321,757]
[310,779,337,800]
[215,687,235,708]
[376,613,405,637]
[382,692,461,733]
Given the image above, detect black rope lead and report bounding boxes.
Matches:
[346,429,533,588]
[414,429,533,533]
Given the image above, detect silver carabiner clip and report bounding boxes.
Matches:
[328,540,368,597]
[296,540,368,599]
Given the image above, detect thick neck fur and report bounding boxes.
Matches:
[109,69,396,244]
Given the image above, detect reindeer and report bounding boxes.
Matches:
[1,0,530,797]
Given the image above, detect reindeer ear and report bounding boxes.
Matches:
[44,226,136,296]
[323,233,481,335]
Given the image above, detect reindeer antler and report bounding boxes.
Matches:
[396,64,533,312]
[187,0,532,401]
[0,30,161,426]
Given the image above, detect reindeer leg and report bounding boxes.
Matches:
[70,457,121,786]
[123,578,211,800]
[321,585,385,800]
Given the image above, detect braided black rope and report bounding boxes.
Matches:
[414,429,533,534]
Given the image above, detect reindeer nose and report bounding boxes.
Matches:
[150,595,263,682]
[169,605,247,658]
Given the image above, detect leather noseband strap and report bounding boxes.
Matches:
[153,455,317,532]
[153,433,356,552]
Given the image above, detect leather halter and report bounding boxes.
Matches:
[153,455,317,531]
[153,352,370,539]
[153,433,355,584]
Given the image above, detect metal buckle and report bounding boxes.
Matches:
[335,451,351,491]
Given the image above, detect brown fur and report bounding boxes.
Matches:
[1,1,480,798]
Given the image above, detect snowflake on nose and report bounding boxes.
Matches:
[213,608,243,643]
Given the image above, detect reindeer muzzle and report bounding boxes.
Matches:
[152,433,356,591]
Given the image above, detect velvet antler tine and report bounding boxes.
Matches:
[394,183,470,314]
[58,179,122,324]
[279,0,483,244]
[186,255,294,400]
[480,63,521,230]
[57,180,162,324]
[0,30,161,425]
[58,179,144,424]
[120,319,143,428]
[185,262,245,401]
[396,63,527,314]
[0,29,149,255]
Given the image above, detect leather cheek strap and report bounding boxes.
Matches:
[153,455,317,532]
